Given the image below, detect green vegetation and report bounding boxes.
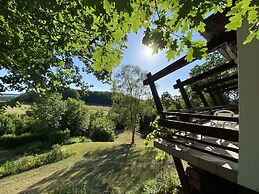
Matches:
[0,144,71,177]
[0,132,179,193]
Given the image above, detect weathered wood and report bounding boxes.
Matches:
[165,137,238,163]
[219,85,239,92]
[176,79,193,109]
[205,80,238,92]
[193,85,209,107]
[173,61,237,89]
[162,111,239,122]
[146,73,163,114]
[208,90,219,106]
[197,74,238,90]
[158,119,239,142]
[173,156,191,194]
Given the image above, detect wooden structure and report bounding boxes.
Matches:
[143,12,258,194]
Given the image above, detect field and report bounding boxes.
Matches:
[0,132,178,193]
[4,104,110,115]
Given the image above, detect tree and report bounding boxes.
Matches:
[161,92,174,109]
[112,65,149,144]
[62,88,80,100]
[1,1,258,92]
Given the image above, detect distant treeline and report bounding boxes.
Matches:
[11,89,112,106]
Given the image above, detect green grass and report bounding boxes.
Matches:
[0,132,179,193]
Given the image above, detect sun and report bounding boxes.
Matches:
[145,46,154,57]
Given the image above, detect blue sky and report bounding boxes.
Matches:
[83,28,206,96]
[1,28,206,96]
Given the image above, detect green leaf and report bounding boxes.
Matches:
[186,47,194,62]
[166,49,176,60]
[112,28,125,39]
[248,9,257,23]
[244,33,256,44]
[225,13,243,31]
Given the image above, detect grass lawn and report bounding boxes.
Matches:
[0,132,178,194]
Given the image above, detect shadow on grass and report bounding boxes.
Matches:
[20,144,165,193]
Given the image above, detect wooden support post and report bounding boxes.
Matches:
[173,156,191,194]
[193,85,209,107]
[176,79,193,109]
[208,90,219,106]
[147,73,163,114]
[216,93,225,105]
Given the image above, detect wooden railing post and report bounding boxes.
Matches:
[146,73,163,114]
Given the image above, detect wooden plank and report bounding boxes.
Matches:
[196,74,238,90]
[173,156,191,194]
[219,85,238,92]
[173,61,237,89]
[158,119,239,142]
[165,137,238,163]
[165,132,239,153]
[146,73,163,114]
[162,111,239,122]
[205,80,238,92]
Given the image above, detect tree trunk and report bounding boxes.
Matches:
[131,128,135,144]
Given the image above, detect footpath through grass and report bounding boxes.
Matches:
[0,132,179,194]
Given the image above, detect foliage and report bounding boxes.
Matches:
[112,65,150,144]
[1,0,257,92]
[0,144,72,177]
[63,136,91,145]
[11,91,40,104]
[27,93,66,131]
[90,115,115,142]
[0,113,16,136]
[140,174,180,194]
[61,98,90,136]
[80,90,113,106]
[61,88,80,100]
[0,130,70,149]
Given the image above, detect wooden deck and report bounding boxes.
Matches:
[154,136,238,183]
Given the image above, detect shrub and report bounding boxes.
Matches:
[0,130,70,149]
[27,94,66,131]
[13,114,33,135]
[90,115,115,142]
[61,98,90,136]
[0,113,16,136]
[0,144,72,177]
[64,136,91,145]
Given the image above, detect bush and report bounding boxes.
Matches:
[61,98,90,136]
[27,94,66,131]
[64,136,91,145]
[0,130,70,149]
[0,144,72,177]
[90,115,115,142]
[0,113,16,136]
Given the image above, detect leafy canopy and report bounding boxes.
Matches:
[1,0,258,92]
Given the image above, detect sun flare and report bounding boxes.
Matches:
[145,46,153,57]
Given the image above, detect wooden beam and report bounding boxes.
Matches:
[176,79,193,109]
[205,80,238,92]
[143,32,237,85]
[146,73,163,114]
[193,85,209,107]
[196,74,238,90]
[208,90,219,106]
[158,119,239,142]
[173,156,191,194]
[162,111,239,122]
[173,61,237,89]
